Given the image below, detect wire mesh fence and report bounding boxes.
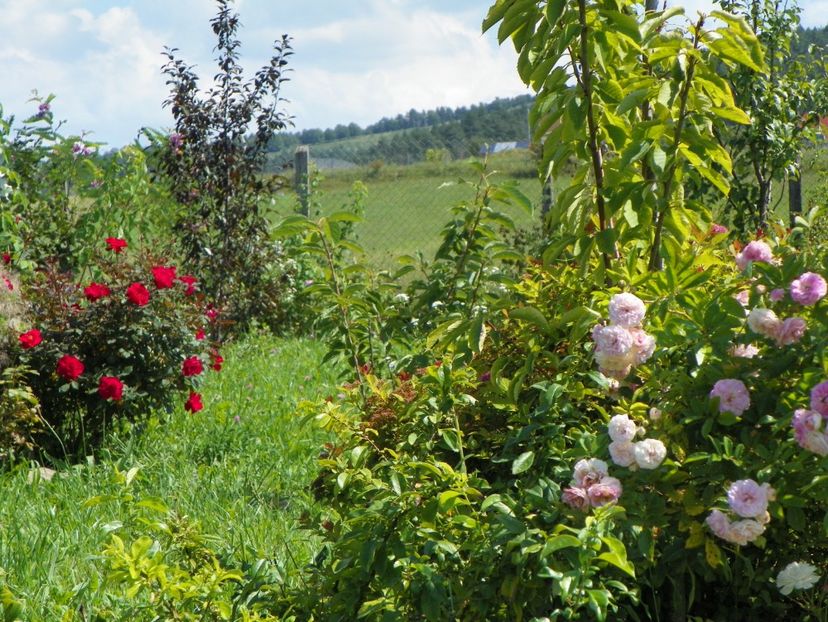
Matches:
[267,137,545,270]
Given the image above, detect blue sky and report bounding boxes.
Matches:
[0,0,824,147]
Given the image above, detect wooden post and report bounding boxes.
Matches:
[789,156,802,228]
[294,145,310,216]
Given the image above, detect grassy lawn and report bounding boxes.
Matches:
[0,335,338,620]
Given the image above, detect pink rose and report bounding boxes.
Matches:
[774,317,807,346]
[608,293,646,328]
[562,487,590,511]
[587,476,623,507]
[790,272,827,306]
[810,381,828,417]
[735,240,773,271]
[710,379,751,416]
[727,479,772,518]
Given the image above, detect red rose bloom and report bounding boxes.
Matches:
[126,282,150,306]
[152,265,177,289]
[19,329,42,349]
[56,354,84,381]
[205,305,219,322]
[210,353,224,372]
[106,237,127,253]
[179,275,197,296]
[184,391,203,413]
[98,376,124,401]
[195,329,206,341]
[182,356,204,377]
[84,282,111,302]
[2,252,10,265]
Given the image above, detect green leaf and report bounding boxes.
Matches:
[710,106,751,125]
[544,534,581,553]
[511,450,535,475]
[510,306,551,333]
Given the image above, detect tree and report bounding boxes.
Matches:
[157,0,292,334]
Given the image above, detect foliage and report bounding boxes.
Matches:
[16,243,217,457]
[154,0,293,335]
[708,0,828,231]
[485,0,765,271]
[0,95,175,273]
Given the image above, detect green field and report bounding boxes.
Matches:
[267,150,551,268]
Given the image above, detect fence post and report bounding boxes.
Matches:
[788,156,802,228]
[294,145,310,216]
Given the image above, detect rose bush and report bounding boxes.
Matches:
[16,239,221,456]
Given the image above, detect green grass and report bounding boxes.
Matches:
[267,151,551,269]
[0,335,338,620]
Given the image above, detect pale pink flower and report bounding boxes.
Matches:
[790,272,827,306]
[774,317,807,346]
[710,379,750,416]
[734,290,750,307]
[755,284,766,294]
[592,325,634,356]
[727,479,772,518]
[587,476,623,507]
[810,381,828,417]
[572,458,609,488]
[649,407,662,421]
[561,487,590,511]
[608,440,637,467]
[747,308,781,339]
[792,409,828,456]
[608,414,637,443]
[769,288,786,303]
[608,293,646,328]
[706,509,731,539]
[724,518,766,545]
[710,223,728,235]
[634,438,667,469]
[630,328,656,364]
[736,240,773,271]
[729,343,759,359]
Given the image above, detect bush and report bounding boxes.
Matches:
[16,238,220,457]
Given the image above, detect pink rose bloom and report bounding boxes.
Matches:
[734,290,750,307]
[747,308,781,339]
[630,328,656,364]
[608,414,637,443]
[710,379,751,416]
[706,509,731,539]
[593,324,634,356]
[790,272,827,306]
[710,223,728,235]
[735,240,773,271]
[792,409,828,456]
[810,381,828,417]
[727,479,772,518]
[572,458,609,488]
[724,518,766,545]
[769,288,786,303]
[587,476,623,507]
[729,343,759,359]
[608,293,646,328]
[609,440,637,467]
[774,317,807,346]
[562,487,590,511]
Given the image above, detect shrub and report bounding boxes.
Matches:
[16,238,220,456]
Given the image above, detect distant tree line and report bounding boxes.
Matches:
[265,94,534,167]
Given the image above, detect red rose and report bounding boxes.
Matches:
[106,237,127,253]
[19,329,42,349]
[2,252,10,265]
[126,282,150,306]
[182,356,204,377]
[179,275,197,295]
[98,376,124,401]
[210,352,224,372]
[84,282,111,302]
[152,265,177,289]
[184,391,203,413]
[195,329,206,341]
[205,305,219,322]
[56,354,84,381]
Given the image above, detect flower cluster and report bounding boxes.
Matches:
[789,380,828,456]
[591,293,655,379]
[561,458,622,512]
[746,308,807,347]
[706,479,773,546]
[606,414,667,470]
